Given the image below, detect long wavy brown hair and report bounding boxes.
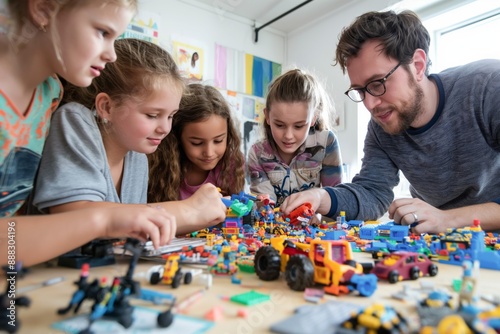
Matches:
[148,84,245,202]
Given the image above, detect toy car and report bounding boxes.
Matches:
[371,251,438,283]
[149,254,192,288]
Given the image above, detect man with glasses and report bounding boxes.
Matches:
[280,10,500,233]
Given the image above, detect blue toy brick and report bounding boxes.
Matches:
[390,225,409,242]
[323,230,347,240]
[348,220,364,228]
[359,225,377,240]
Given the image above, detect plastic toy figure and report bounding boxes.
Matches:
[459,260,479,308]
[59,238,175,333]
[57,263,98,315]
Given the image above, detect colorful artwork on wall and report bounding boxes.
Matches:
[121,10,160,44]
[218,89,265,161]
[172,40,205,82]
[215,44,281,98]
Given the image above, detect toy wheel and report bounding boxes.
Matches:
[388,270,399,284]
[157,310,174,328]
[361,262,374,274]
[150,272,161,285]
[428,264,438,277]
[78,329,92,334]
[118,314,134,329]
[254,246,281,281]
[172,272,182,289]
[410,267,420,280]
[184,272,193,284]
[285,254,314,291]
[242,209,255,225]
[344,259,357,268]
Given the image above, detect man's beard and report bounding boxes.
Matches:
[376,77,424,135]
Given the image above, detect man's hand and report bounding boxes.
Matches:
[280,188,330,215]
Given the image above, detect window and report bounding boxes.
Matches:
[425,2,500,72]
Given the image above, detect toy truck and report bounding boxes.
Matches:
[149,254,192,289]
[253,236,377,296]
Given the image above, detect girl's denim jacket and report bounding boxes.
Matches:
[248,129,342,207]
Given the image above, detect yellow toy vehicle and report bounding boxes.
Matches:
[254,236,377,296]
[149,254,192,288]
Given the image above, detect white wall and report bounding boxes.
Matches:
[138,0,393,179]
[138,0,286,85]
[286,0,399,179]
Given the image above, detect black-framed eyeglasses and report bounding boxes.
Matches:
[344,62,401,103]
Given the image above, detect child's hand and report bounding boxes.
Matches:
[101,205,177,249]
[189,183,227,225]
[280,188,330,215]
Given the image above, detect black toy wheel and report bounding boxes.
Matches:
[157,310,174,328]
[184,272,193,284]
[344,259,357,268]
[388,270,399,284]
[172,272,182,289]
[118,314,134,329]
[254,246,281,281]
[410,267,421,280]
[242,209,255,226]
[428,264,438,277]
[150,272,161,285]
[285,254,314,291]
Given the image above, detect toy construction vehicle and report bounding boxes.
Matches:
[149,254,192,289]
[254,236,377,296]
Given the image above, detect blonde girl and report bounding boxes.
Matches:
[248,68,343,207]
[0,0,177,267]
[30,39,226,236]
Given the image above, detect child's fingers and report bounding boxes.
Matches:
[152,208,176,247]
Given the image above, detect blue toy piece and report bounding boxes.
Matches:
[348,273,378,297]
[323,230,347,240]
[359,224,377,240]
[60,238,175,334]
[390,225,409,242]
[434,220,500,270]
[421,290,454,308]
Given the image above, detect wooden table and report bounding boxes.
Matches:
[10,253,499,333]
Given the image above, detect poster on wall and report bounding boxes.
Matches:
[172,40,205,82]
[120,10,160,44]
[214,44,281,97]
[218,89,265,161]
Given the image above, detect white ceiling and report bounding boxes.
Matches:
[180,0,455,35]
[181,0,352,33]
